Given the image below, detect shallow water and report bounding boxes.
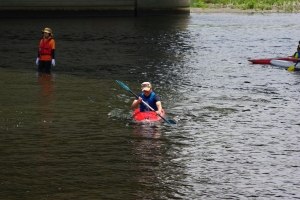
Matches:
[0,13,300,199]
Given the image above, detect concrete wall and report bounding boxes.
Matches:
[0,0,133,10]
[0,0,190,16]
[138,0,189,8]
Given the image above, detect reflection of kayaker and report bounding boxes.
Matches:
[131,82,162,115]
[36,28,56,74]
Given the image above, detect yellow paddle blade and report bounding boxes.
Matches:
[287,65,295,71]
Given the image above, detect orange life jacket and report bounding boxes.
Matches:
[39,38,52,55]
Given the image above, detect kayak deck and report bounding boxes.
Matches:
[132,109,165,122]
[270,60,294,68]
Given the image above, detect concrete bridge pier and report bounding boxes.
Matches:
[136,0,190,15]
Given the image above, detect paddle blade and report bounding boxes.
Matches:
[116,80,130,91]
[166,120,176,124]
[155,112,177,125]
[287,65,295,71]
[160,117,176,124]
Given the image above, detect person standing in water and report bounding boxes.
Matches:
[131,82,162,115]
[36,28,55,73]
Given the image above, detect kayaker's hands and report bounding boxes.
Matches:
[132,97,143,109]
[155,110,161,115]
[137,97,142,104]
[51,59,55,67]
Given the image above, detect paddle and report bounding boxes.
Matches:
[116,80,176,124]
[287,60,299,71]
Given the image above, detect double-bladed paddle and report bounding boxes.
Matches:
[287,60,299,71]
[116,80,176,124]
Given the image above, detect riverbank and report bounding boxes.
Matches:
[190,7,299,13]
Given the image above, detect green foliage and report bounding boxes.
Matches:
[245,0,256,9]
[195,0,210,8]
[191,0,300,11]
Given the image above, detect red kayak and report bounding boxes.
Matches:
[248,57,297,64]
[132,109,165,122]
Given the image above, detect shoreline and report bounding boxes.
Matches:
[190,7,298,13]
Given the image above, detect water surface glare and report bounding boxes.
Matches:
[0,13,300,199]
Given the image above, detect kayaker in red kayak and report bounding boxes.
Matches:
[131,82,162,115]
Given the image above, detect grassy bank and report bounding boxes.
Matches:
[190,0,300,12]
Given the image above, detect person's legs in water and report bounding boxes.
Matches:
[38,60,52,73]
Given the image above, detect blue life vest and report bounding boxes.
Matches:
[140,92,158,112]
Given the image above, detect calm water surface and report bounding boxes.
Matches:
[0,13,300,199]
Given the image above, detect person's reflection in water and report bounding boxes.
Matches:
[37,72,56,133]
[36,72,57,186]
[132,123,164,198]
[134,123,161,138]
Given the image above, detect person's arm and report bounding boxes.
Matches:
[36,40,41,65]
[51,39,56,50]
[51,40,56,66]
[132,97,142,109]
[51,49,55,59]
[155,101,162,115]
[51,40,55,59]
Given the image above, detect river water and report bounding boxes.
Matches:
[0,13,299,199]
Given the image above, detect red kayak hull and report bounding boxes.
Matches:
[248,57,297,64]
[132,109,165,122]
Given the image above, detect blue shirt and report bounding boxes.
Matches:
[138,92,160,112]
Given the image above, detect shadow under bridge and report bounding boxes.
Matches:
[0,0,190,17]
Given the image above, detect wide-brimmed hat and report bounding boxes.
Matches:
[41,28,53,36]
[141,82,152,91]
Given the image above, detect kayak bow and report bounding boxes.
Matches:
[132,109,165,122]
